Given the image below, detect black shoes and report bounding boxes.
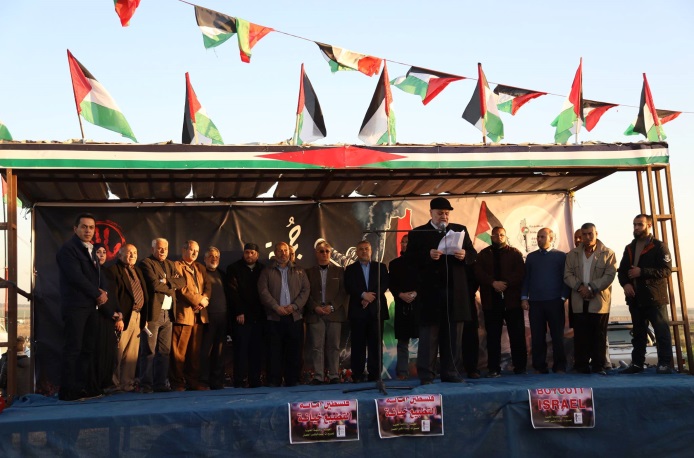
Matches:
[619,364,644,374]
[441,375,464,383]
[486,371,501,378]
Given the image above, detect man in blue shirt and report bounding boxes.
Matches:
[521,228,570,374]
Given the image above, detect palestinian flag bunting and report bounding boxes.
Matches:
[391,67,463,105]
[291,64,327,145]
[550,59,583,144]
[358,62,396,145]
[195,5,237,49]
[583,99,617,131]
[623,74,665,141]
[114,0,141,27]
[235,17,274,63]
[474,201,503,245]
[654,109,682,125]
[316,42,382,77]
[493,84,547,115]
[182,72,223,145]
[0,121,11,141]
[462,63,504,142]
[67,50,137,142]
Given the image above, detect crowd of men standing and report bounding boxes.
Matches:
[55,203,675,400]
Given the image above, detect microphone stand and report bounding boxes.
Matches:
[343,228,434,396]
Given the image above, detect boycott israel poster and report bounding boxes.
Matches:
[288,399,359,444]
[375,394,444,438]
[528,388,595,428]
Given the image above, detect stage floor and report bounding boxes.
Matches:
[1,368,692,457]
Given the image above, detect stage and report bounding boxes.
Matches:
[1,368,692,457]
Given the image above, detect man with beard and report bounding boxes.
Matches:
[57,213,108,401]
[475,227,527,377]
[201,247,229,389]
[171,240,211,391]
[406,197,477,385]
[258,242,310,387]
[139,238,184,393]
[564,223,616,375]
[618,214,674,374]
[227,243,265,388]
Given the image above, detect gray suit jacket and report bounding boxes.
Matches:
[305,264,348,323]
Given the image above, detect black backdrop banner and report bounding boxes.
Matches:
[33,194,571,391]
[33,200,419,391]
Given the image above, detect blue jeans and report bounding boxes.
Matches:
[629,304,673,367]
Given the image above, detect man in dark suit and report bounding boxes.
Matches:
[108,244,148,392]
[344,240,389,383]
[138,238,184,393]
[305,240,348,384]
[57,213,108,401]
[406,197,478,385]
[388,234,421,380]
[227,242,265,388]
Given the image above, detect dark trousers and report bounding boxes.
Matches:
[60,306,98,397]
[629,304,673,367]
[201,312,228,388]
[267,316,304,386]
[349,314,383,380]
[484,306,527,373]
[462,318,480,375]
[417,319,464,381]
[573,310,609,372]
[138,309,172,390]
[232,320,264,387]
[529,299,566,372]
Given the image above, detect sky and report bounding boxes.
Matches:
[1,0,694,315]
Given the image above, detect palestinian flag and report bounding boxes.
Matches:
[623,74,666,141]
[67,50,137,142]
[583,99,617,131]
[358,62,396,145]
[235,17,273,63]
[462,63,504,143]
[391,66,463,105]
[316,42,382,77]
[474,201,503,245]
[182,72,223,145]
[493,84,546,115]
[195,5,236,49]
[0,121,11,141]
[291,64,327,145]
[114,0,141,27]
[550,59,583,144]
[655,109,682,125]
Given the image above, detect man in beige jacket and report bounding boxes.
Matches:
[564,223,616,375]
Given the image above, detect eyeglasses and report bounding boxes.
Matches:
[317,249,331,254]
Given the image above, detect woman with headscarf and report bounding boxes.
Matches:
[93,242,122,393]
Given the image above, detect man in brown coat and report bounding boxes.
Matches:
[170,240,212,391]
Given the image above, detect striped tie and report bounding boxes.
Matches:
[128,266,145,309]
